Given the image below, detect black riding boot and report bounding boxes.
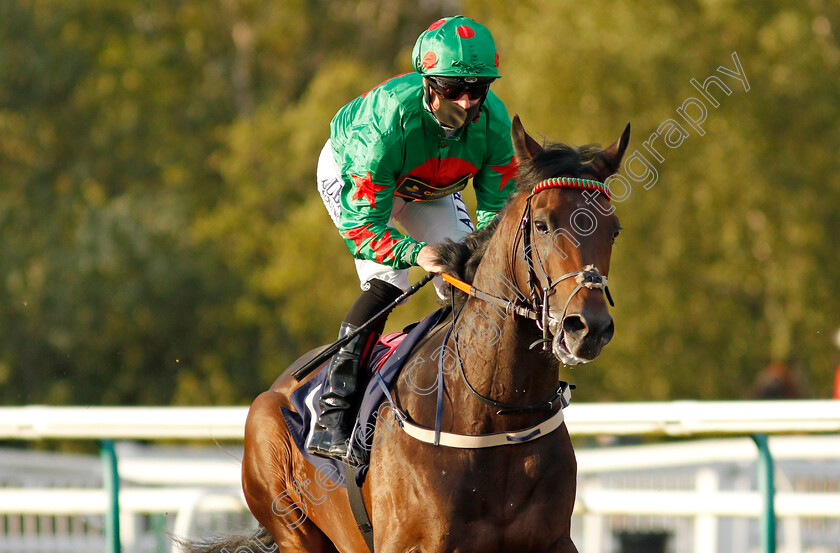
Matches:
[307,322,374,460]
[307,278,403,461]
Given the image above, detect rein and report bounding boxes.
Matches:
[390,177,615,449]
[451,325,573,415]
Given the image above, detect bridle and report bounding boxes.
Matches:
[515,177,615,351]
[444,176,615,351]
[437,176,616,417]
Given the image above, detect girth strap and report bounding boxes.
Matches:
[397,385,572,448]
[344,464,375,552]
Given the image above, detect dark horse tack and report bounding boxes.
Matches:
[183,115,631,553]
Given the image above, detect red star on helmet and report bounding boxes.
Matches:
[351,172,388,209]
[489,155,519,190]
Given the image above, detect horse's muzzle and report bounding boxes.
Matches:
[550,311,615,365]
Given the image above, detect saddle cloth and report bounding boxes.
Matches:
[279,308,449,487]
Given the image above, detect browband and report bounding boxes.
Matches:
[532,177,611,199]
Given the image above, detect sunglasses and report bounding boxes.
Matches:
[427,76,494,101]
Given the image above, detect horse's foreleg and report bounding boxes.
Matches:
[243,391,339,553]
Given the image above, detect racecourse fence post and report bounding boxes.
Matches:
[151,513,167,551]
[752,434,776,553]
[99,439,122,553]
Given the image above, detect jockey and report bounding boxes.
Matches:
[310,15,518,460]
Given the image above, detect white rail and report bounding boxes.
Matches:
[0,406,247,440]
[563,399,840,436]
[3,484,838,519]
[0,487,245,515]
[3,437,840,553]
[575,434,840,473]
[2,403,840,553]
[2,400,840,440]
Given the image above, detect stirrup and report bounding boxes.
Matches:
[307,425,364,465]
[307,424,345,456]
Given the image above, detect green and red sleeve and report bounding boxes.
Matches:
[336,128,425,270]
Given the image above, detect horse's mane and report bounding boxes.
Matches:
[433,140,609,304]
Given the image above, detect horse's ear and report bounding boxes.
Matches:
[591,122,631,180]
[511,114,543,162]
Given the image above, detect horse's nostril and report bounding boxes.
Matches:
[602,319,615,344]
[562,315,587,336]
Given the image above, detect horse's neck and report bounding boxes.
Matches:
[445,205,560,431]
[454,283,556,409]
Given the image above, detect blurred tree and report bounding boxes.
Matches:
[1,0,258,405]
[1,0,838,407]
[0,0,452,405]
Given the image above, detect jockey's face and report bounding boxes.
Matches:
[425,76,491,112]
[424,76,492,129]
[429,89,482,112]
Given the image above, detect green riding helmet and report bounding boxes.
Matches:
[412,15,502,79]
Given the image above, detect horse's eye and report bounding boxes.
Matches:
[534,220,549,234]
[611,229,621,244]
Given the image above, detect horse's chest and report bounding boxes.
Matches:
[370,434,577,553]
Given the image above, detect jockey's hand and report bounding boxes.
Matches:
[416,246,445,274]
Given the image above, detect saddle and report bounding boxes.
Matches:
[279,308,450,487]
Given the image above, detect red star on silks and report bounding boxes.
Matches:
[489,155,519,190]
[341,225,401,263]
[369,230,400,263]
[351,172,388,209]
[341,224,376,255]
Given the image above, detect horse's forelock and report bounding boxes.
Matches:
[516,142,606,192]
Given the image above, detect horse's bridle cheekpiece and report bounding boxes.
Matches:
[443,175,615,355]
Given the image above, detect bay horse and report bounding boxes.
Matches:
[182,116,629,553]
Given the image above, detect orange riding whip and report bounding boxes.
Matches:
[440,273,541,321]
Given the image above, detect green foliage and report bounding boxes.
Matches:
[1,0,838,406]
